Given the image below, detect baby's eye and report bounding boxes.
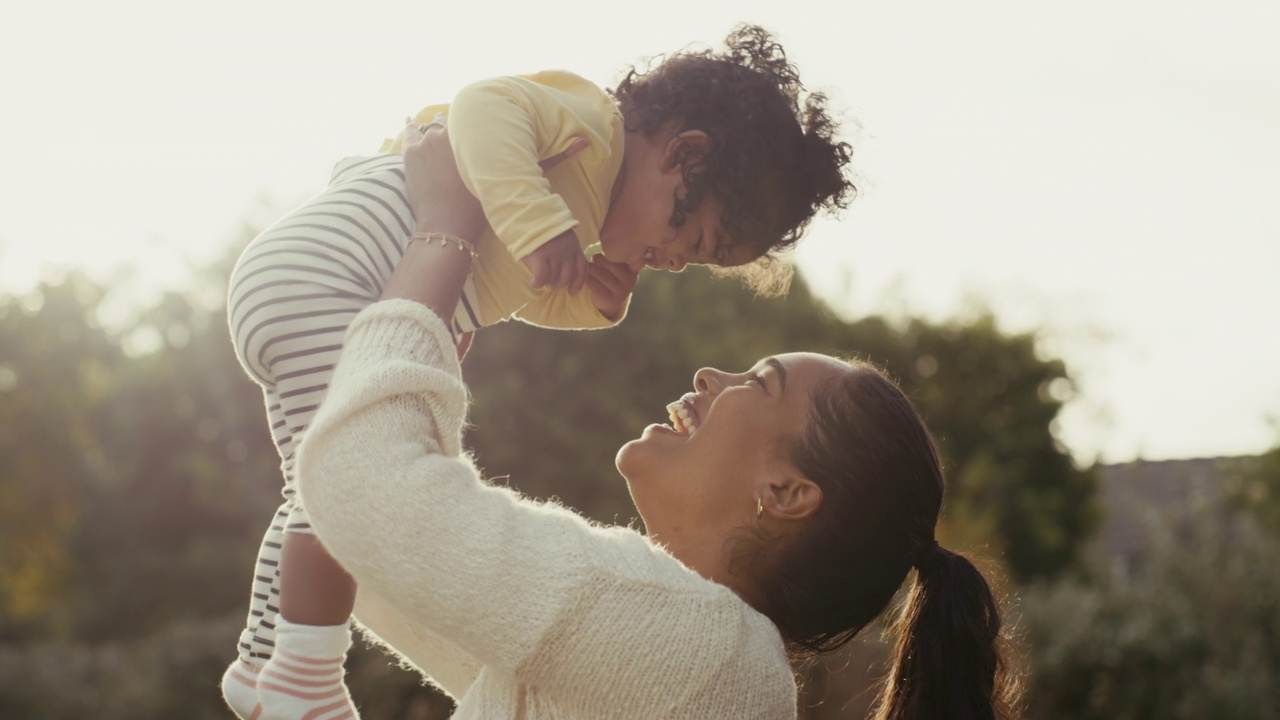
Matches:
[694,232,704,256]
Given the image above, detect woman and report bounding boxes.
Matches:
[292,122,1021,719]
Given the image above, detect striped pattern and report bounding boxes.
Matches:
[227,154,482,663]
[258,649,356,720]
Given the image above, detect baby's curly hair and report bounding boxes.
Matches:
[610,24,855,296]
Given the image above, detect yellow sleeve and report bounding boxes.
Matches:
[447,76,584,263]
[515,284,629,331]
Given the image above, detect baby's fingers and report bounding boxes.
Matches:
[554,257,578,295]
[527,257,551,289]
[568,252,589,296]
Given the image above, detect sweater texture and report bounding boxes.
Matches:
[295,300,797,719]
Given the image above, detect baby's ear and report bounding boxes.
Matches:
[661,130,711,171]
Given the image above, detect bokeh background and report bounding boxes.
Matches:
[2,1,1278,718]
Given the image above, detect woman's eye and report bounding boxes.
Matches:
[750,374,767,389]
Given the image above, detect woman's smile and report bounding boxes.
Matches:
[666,393,703,436]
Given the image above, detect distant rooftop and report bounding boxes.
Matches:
[1094,456,1257,560]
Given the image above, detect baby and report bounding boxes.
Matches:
[221,24,853,720]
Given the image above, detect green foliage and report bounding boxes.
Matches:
[1020,503,1280,720]
[1227,439,1280,534]
[0,275,117,632]
[0,266,280,642]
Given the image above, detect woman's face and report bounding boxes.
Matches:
[616,352,852,553]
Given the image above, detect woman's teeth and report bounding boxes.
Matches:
[665,401,698,436]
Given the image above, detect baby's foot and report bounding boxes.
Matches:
[220,658,262,720]
[257,620,359,720]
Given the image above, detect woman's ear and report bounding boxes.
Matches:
[761,472,823,523]
[660,130,711,172]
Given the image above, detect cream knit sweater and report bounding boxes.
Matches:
[295,300,798,719]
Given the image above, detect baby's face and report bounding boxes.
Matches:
[600,188,749,273]
[599,129,755,272]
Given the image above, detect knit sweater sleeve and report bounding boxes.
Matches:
[296,300,795,714]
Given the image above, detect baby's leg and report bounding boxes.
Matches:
[221,395,294,719]
[221,153,422,718]
[242,295,364,720]
[225,260,374,718]
[269,340,359,629]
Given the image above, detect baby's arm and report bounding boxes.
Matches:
[448,76,591,288]
[513,254,638,329]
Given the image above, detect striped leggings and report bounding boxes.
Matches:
[226,154,482,662]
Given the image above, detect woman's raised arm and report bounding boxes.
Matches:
[379,119,486,318]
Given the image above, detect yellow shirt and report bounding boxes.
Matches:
[383,71,627,330]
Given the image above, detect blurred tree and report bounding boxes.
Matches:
[68,284,280,640]
[0,275,120,638]
[1227,436,1280,534]
[1020,499,1280,720]
[0,238,281,642]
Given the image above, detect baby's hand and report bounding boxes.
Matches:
[523,230,589,295]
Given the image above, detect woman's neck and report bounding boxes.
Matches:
[656,529,768,614]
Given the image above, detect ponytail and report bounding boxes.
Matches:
[873,546,1021,720]
[753,364,1023,715]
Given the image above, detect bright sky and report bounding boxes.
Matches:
[2,0,1277,464]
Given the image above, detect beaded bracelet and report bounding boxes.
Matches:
[407,231,478,258]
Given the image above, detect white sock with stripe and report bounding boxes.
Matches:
[221,657,262,720]
[257,620,359,720]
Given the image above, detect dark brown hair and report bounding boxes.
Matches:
[747,362,1022,719]
[610,24,854,295]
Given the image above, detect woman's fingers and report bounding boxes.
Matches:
[401,114,487,240]
[590,254,638,285]
[402,117,423,148]
[585,257,620,295]
[585,272,610,300]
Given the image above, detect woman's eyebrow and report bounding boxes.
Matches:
[764,357,787,393]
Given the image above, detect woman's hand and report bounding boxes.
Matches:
[380,118,481,321]
[586,254,639,321]
[402,120,587,241]
[402,116,487,241]
[385,117,592,335]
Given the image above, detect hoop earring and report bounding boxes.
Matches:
[756,497,764,519]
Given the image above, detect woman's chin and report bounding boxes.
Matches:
[617,429,667,476]
[615,437,646,479]
[617,425,689,479]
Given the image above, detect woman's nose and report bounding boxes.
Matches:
[694,367,726,394]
